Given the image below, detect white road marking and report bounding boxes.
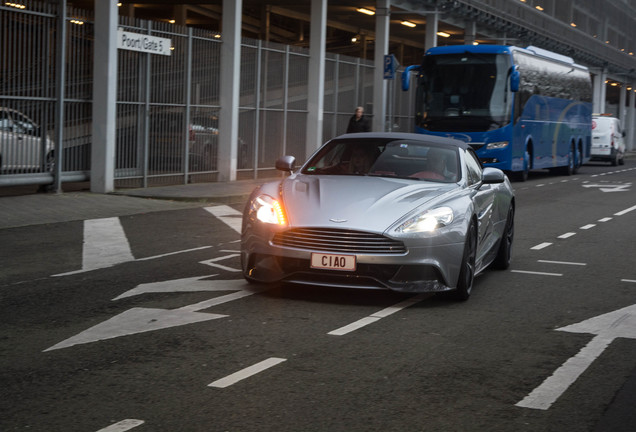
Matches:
[328,294,429,336]
[204,205,243,234]
[598,217,612,222]
[558,232,576,239]
[199,254,241,272]
[135,246,212,261]
[615,204,636,216]
[96,419,144,432]
[83,217,134,271]
[516,334,614,410]
[622,279,636,283]
[112,275,220,300]
[511,270,563,277]
[538,260,586,266]
[52,246,213,277]
[531,242,552,250]
[516,304,636,410]
[44,280,263,352]
[209,357,287,388]
[580,224,596,230]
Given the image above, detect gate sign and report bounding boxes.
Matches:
[117,29,172,56]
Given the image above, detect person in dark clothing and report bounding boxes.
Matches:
[346,106,371,133]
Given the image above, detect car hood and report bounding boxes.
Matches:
[281,175,457,232]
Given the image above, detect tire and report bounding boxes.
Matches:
[611,150,619,166]
[493,205,514,270]
[619,155,625,165]
[561,145,575,176]
[453,221,477,301]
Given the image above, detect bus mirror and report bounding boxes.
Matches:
[401,65,420,91]
[510,67,520,92]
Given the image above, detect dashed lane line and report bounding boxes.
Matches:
[511,270,563,277]
[328,294,430,336]
[538,260,586,266]
[208,357,287,388]
[531,242,552,250]
[96,419,144,432]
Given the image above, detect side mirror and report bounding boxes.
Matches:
[510,66,520,93]
[275,155,296,173]
[482,167,506,184]
[401,65,420,91]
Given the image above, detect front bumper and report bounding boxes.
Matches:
[242,228,465,293]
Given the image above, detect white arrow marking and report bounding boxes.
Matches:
[199,254,241,272]
[44,308,227,352]
[96,419,144,432]
[44,280,263,352]
[204,205,243,234]
[582,183,631,193]
[113,275,221,300]
[516,304,636,410]
[83,217,134,271]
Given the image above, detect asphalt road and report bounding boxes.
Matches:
[1,162,635,432]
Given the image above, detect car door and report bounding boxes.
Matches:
[465,148,497,260]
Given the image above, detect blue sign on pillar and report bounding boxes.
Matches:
[383,54,396,80]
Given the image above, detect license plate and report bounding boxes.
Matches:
[310,253,356,271]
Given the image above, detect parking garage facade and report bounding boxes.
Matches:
[1,0,635,193]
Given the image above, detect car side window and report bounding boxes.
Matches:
[464,149,483,186]
[0,111,13,132]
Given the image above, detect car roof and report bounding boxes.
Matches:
[332,132,470,151]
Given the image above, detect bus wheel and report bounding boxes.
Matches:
[562,145,575,176]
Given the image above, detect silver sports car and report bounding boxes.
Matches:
[241,132,515,300]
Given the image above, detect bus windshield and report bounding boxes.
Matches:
[416,53,512,132]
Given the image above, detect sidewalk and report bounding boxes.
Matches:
[0,178,270,229]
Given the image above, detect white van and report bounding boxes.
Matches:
[591,114,625,166]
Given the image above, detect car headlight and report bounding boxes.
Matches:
[396,207,454,233]
[253,195,287,226]
[486,141,509,150]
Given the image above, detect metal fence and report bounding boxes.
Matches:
[0,2,93,186]
[1,3,415,189]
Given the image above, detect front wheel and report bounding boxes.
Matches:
[453,222,477,301]
[493,205,514,270]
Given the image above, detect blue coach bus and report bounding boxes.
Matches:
[402,45,593,180]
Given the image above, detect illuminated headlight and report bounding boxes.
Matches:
[486,141,509,150]
[253,195,287,226]
[396,207,454,233]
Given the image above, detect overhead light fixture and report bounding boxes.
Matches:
[70,19,84,25]
[472,41,479,45]
[168,19,176,24]
[5,2,26,9]
[357,8,375,16]
[610,82,618,87]
[436,31,451,38]
[535,5,544,11]
[401,21,416,28]
[570,22,576,27]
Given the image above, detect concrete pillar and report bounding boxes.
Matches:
[618,82,627,126]
[218,0,242,181]
[425,12,438,51]
[372,0,390,132]
[305,0,327,157]
[464,20,476,45]
[592,68,607,114]
[173,5,187,26]
[627,85,635,151]
[91,0,117,193]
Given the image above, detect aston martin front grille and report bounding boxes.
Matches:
[272,228,406,254]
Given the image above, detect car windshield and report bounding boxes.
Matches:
[301,139,460,183]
